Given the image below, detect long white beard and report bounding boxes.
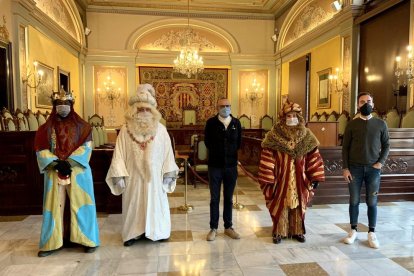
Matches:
[127,114,158,142]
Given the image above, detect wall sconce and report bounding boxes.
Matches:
[22,61,44,89]
[97,75,122,109]
[244,78,264,104]
[329,67,349,94]
[394,45,413,87]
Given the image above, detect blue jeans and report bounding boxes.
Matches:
[208,166,238,229]
[348,164,381,228]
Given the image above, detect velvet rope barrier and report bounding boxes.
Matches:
[237,161,259,182]
[186,162,210,185]
[186,161,258,184]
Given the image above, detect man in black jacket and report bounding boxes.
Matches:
[205,98,242,241]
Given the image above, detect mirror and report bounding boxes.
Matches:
[0,40,13,110]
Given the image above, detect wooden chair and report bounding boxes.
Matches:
[92,126,101,148]
[238,114,251,129]
[1,107,13,119]
[15,108,28,131]
[3,117,18,131]
[190,135,209,187]
[259,115,273,131]
[310,112,319,122]
[36,110,47,126]
[401,107,414,128]
[25,110,39,131]
[337,111,350,145]
[327,111,338,122]
[182,106,196,126]
[318,112,328,122]
[384,108,401,128]
[88,114,104,127]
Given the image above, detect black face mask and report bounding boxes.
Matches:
[360,103,373,116]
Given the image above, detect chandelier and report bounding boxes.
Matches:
[173,0,204,78]
[395,45,413,87]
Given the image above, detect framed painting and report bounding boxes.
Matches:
[58,66,70,92]
[35,62,54,109]
[317,68,331,109]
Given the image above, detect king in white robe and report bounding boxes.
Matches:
[106,122,178,241]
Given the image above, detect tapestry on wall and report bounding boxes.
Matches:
[138,67,228,127]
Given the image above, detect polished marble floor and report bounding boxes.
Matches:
[1,176,414,275]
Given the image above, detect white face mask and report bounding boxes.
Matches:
[286,117,299,126]
[137,110,153,118]
[56,105,71,117]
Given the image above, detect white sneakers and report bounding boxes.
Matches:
[368,232,380,249]
[343,229,358,244]
[343,230,380,249]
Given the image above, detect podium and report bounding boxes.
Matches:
[306,122,339,147]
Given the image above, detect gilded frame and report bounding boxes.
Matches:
[317,68,331,109]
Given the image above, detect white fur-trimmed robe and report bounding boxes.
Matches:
[105,123,178,241]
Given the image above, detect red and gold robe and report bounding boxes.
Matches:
[258,124,325,235]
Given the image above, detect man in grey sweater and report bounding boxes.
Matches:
[342,92,390,249]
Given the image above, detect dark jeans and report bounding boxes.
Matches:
[208,166,238,229]
[348,164,381,228]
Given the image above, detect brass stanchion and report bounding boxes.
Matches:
[178,159,193,212]
[233,181,244,210]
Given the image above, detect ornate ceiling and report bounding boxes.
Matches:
[83,0,297,17]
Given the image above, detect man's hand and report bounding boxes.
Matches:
[343,169,352,183]
[54,160,72,176]
[372,162,382,170]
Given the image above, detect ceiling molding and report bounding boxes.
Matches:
[86,6,276,20]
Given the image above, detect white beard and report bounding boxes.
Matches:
[127,114,158,143]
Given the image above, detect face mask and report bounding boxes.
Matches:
[360,103,373,116]
[138,111,153,118]
[219,107,231,118]
[286,117,299,126]
[56,105,71,118]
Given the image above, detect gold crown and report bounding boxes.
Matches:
[51,88,74,102]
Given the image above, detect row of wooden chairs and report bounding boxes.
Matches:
[0,107,49,131]
[311,106,414,129]
[238,114,274,130]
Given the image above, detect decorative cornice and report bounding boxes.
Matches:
[34,0,78,42]
[144,29,221,52]
[284,4,334,47]
[86,6,276,20]
[277,5,354,60]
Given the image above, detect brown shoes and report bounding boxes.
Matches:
[224,227,240,239]
[207,228,241,241]
[206,229,217,241]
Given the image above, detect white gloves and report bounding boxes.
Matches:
[162,177,176,193]
[114,177,126,189]
[163,177,174,186]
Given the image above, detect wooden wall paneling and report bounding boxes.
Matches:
[358,0,410,113]
[306,122,339,146]
[289,54,310,120]
[0,132,43,215]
